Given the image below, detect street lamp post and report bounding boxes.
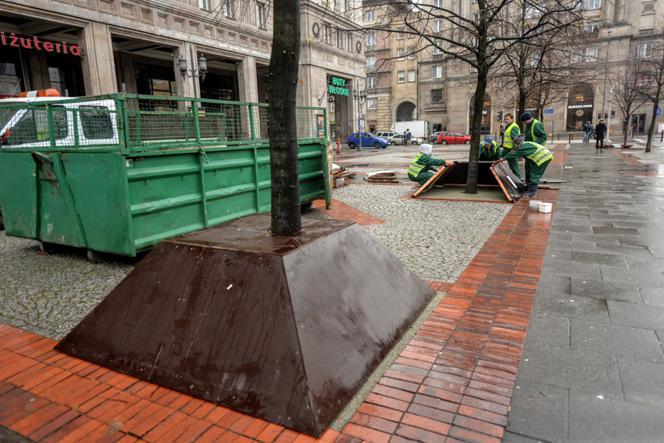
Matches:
[353,87,367,149]
[178,46,208,96]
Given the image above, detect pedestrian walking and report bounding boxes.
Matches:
[595,119,607,151]
[407,143,450,185]
[404,128,412,145]
[521,112,547,145]
[499,136,553,197]
[583,121,591,144]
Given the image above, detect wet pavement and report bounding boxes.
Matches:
[506,144,664,442]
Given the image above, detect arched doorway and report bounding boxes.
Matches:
[396,101,416,122]
[566,83,594,131]
[468,94,492,134]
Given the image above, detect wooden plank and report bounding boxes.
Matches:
[411,163,452,198]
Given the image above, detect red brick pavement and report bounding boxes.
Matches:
[0,152,561,441]
[312,198,384,225]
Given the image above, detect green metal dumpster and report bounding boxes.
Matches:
[0,94,330,256]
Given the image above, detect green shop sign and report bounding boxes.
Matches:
[328,76,349,96]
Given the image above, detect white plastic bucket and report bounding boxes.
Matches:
[539,202,553,213]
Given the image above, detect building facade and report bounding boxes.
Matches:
[364,0,664,139]
[0,0,364,138]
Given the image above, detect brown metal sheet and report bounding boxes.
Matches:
[490,161,524,202]
[413,161,512,200]
[56,215,434,436]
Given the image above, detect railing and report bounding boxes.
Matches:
[0,93,327,153]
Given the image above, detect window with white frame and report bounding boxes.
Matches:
[586,46,598,62]
[408,47,416,60]
[223,0,235,18]
[407,70,416,82]
[585,21,600,33]
[367,98,377,109]
[397,71,405,83]
[366,10,375,22]
[432,65,443,79]
[256,2,268,30]
[397,48,406,60]
[367,76,376,88]
[367,31,376,47]
[344,0,350,12]
[367,56,376,71]
[433,39,443,55]
[642,2,656,14]
[571,50,583,64]
[584,0,601,10]
[433,19,443,33]
[347,33,353,52]
[638,42,653,58]
[337,29,344,48]
[198,0,211,11]
[397,27,406,40]
[525,3,542,18]
[434,0,442,7]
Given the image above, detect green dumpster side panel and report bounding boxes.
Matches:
[60,153,133,255]
[0,153,38,238]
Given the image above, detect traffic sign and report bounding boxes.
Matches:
[543,108,555,115]
[656,107,662,117]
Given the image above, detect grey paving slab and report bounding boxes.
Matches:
[506,380,568,443]
[534,293,610,322]
[570,251,628,267]
[517,344,622,398]
[600,265,664,288]
[607,301,664,330]
[641,287,664,306]
[524,314,570,348]
[502,431,546,443]
[618,357,664,408]
[544,260,602,280]
[571,319,664,362]
[570,278,641,303]
[568,392,664,443]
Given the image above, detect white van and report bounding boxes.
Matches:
[0,96,118,149]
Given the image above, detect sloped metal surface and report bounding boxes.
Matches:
[56,215,434,436]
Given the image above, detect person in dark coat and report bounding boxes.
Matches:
[595,120,607,151]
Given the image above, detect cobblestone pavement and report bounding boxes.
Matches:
[0,235,133,339]
[506,144,664,442]
[332,184,511,282]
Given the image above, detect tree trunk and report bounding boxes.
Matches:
[622,117,629,147]
[517,88,527,127]
[645,101,659,153]
[466,67,488,194]
[268,0,301,235]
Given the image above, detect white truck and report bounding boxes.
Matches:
[392,120,430,145]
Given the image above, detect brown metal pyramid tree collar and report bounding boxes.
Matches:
[56,215,435,436]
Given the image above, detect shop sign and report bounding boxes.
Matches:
[567,104,592,109]
[1,31,81,56]
[328,76,349,96]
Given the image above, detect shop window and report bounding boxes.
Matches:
[257,2,268,29]
[0,62,22,96]
[48,67,67,96]
[79,106,114,140]
[5,106,67,145]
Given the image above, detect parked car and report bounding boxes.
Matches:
[376,131,397,145]
[347,132,389,149]
[429,132,441,143]
[437,132,471,145]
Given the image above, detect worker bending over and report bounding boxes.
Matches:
[408,143,450,185]
[479,136,501,161]
[499,136,553,197]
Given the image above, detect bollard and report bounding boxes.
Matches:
[660,130,663,143]
[569,134,572,143]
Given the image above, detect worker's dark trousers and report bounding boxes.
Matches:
[596,138,605,150]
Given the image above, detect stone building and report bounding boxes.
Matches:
[364,0,664,139]
[0,0,365,138]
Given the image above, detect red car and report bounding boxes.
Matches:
[437,132,471,145]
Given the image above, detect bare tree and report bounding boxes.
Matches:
[268,0,301,235]
[361,0,581,193]
[640,41,664,153]
[611,57,646,147]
